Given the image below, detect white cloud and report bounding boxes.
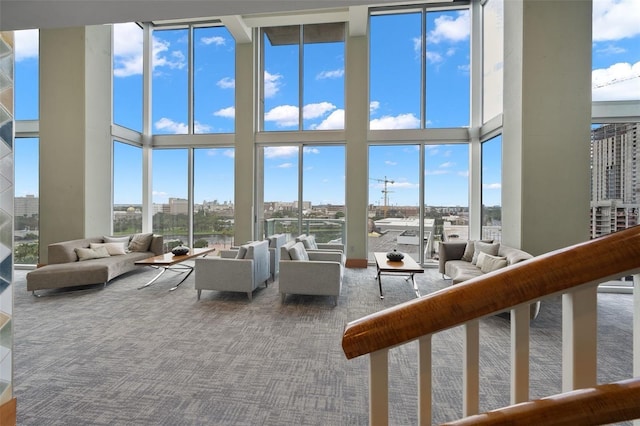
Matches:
[194,121,211,133]
[217,77,235,89]
[314,109,344,130]
[440,162,455,168]
[277,162,294,169]
[458,170,469,177]
[596,44,627,55]
[201,36,226,46]
[317,69,344,79]
[223,149,235,158]
[152,37,186,74]
[265,146,298,159]
[592,61,640,101]
[264,105,298,127]
[483,183,502,190]
[214,106,235,118]
[303,102,336,119]
[426,51,443,64]
[14,29,39,62]
[425,169,449,176]
[428,11,470,44]
[113,23,144,77]
[303,147,320,154]
[385,161,398,166]
[155,117,187,134]
[593,0,640,42]
[264,71,283,98]
[370,101,380,113]
[370,113,420,130]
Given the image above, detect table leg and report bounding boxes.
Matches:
[410,273,421,298]
[138,266,167,289]
[377,268,384,299]
[169,266,194,291]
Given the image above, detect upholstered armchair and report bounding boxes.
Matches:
[267,233,287,282]
[195,240,270,301]
[278,241,343,306]
[296,234,344,252]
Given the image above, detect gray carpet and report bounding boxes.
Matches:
[11,265,634,425]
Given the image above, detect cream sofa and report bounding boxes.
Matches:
[439,240,540,319]
[26,233,164,295]
[194,239,270,301]
[279,240,344,306]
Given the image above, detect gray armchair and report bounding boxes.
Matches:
[267,233,287,282]
[195,240,270,301]
[279,241,343,306]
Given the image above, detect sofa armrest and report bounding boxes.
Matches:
[438,241,468,274]
[307,251,344,263]
[316,243,344,252]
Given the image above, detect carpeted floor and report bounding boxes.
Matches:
[11,265,634,425]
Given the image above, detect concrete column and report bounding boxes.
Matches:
[345,33,369,267]
[233,40,255,244]
[502,0,592,254]
[39,26,112,263]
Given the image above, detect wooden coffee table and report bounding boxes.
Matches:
[135,247,216,291]
[373,252,424,299]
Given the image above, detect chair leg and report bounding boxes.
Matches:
[280,293,286,303]
[197,289,202,300]
[247,291,252,301]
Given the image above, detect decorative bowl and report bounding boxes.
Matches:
[171,245,190,256]
[386,249,404,261]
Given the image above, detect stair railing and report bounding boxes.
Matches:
[342,226,640,425]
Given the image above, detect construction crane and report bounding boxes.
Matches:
[370,176,394,218]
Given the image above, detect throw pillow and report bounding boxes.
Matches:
[461,241,476,262]
[471,241,500,265]
[90,242,127,256]
[480,254,508,273]
[103,235,131,244]
[129,233,153,252]
[288,242,309,261]
[75,246,110,261]
[476,251,489,269]
[235,245,248,259]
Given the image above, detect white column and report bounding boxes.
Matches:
[502,0,592,253]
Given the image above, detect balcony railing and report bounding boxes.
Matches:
[342,225,640,425]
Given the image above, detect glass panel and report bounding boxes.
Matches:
[302,145,346,243]
[482,0,504,122]
[302,23,345,130]
[113,23,143,132]
[368,145,420,263]
[152,149,189,245]
[590,123,640,238]
[14,138,39,265]
[425,9,470,128]
[152,29,189,134]
[14,29,39,120]
[370,12,421,130]
[193,147,235,250]
[113,141,142,235]
[262,26,300,131]
[262,146,300,237]
[482,135,502,242]
[425,143,469,261]
[592,1,640,102]
[193,26,235,134]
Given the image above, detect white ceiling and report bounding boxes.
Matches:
[0,0,413,31]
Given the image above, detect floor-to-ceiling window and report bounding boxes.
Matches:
[481,135,502,241]
[368,145,420,262]
[113,141,143,236]
[152,149,189,245]
[113,23,143,132]
[14,29,39,265]
[193,147,235,249]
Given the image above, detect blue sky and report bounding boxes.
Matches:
[13,0,640,209]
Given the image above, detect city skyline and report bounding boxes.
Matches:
[12,0,640,209]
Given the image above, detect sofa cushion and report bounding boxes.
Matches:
[75,246,110,261]
[461,241,476,262]
[129,233,153,252]
[472,241,500,265]
[90,242,127,256]
[104,235,131,244]
[300,235,318,250]
[288,242,309,261]
[235,245,248,259]
[479,254,508,273]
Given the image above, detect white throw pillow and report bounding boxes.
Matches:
[91,242,127,256]
[480,254,508,273]
[472,241,500,265]
[75,246,110,261]
[476,251,489,269]
[288,242,309,261]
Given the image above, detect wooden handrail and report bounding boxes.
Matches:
[342,226,640,359]
[441,377,640,426]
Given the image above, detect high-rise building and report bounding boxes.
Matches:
[590,123,639,237]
